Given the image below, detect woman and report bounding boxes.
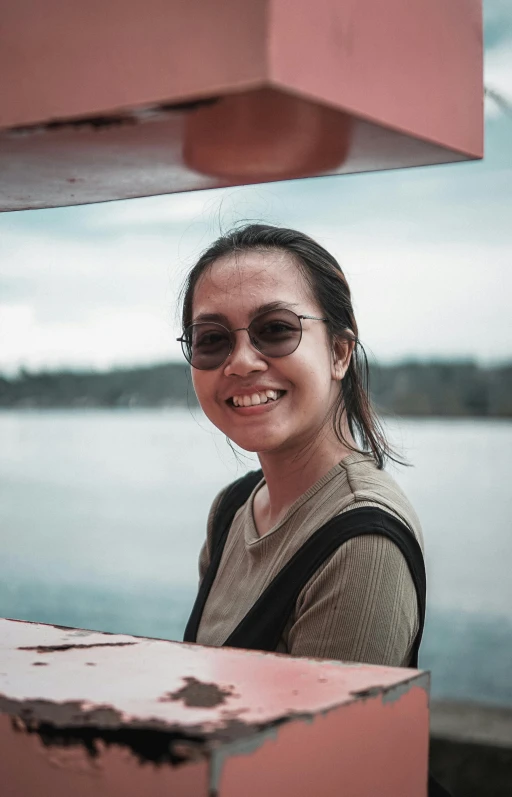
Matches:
[180,223,425,668]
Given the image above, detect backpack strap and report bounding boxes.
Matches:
[222,507,426,667]
[183,469,263,644]
[184,471,425,667]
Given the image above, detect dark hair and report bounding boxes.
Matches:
[180,223,399,469]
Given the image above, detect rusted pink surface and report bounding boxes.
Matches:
[0,619,429,796]
[0,0,267,128]
[0,0,482,210]
[269,0,483,158]
[1,618,426,728]
[219,686,429,797]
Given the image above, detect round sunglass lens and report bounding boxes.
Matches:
[250,309,302,356]
[186,323,231,369]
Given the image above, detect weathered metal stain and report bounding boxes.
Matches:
[0,687,270,768]
[350,686,383,700]
[0,694,127,730]
[209,724,281,794]
[350,671,430,706]
[10,714,206,766]
[160,677,238,709]
[5,98,219,138]
[0,695,276,774]
[1,692,243,768]
[19,642,137,653]
[381,672,430,705]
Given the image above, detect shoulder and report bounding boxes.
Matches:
[338,453,424,550]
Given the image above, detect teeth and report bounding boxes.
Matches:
[232,390,282,407]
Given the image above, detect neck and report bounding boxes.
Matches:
[257,423,357,529]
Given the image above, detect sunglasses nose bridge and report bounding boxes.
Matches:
[228,323,258,343]
[223,324,266,367]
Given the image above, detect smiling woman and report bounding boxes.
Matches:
[179,224,426,672]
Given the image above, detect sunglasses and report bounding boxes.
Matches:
[177,308,328,370]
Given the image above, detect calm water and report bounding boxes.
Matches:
[1,410,511,706]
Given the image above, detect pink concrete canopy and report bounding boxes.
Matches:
[0,619,430,796]
[0,0,483,210]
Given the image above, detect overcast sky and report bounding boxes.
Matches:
[1,0,511,375]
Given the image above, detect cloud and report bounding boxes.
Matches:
[483,0,512,117]
[88,191,220,229]
[485,38,512,118]
[299,220,512,363]
[0,302,180,374]
[0,227,183,318]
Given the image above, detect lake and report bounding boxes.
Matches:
[1,409,511,706]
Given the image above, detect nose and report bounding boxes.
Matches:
[223,329,268,377]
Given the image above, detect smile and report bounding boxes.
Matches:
[228,389,286,407]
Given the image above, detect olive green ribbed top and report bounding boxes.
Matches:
[196,452,424,667]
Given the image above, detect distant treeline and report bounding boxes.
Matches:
[0,361,511,417]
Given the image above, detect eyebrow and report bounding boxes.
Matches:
[192,301,300,324]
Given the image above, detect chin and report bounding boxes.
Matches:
[228,429,286,455]
[230,437,273,455]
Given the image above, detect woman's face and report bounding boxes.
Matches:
[190,249,346,455]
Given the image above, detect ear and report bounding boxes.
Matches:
[331,334,355,381]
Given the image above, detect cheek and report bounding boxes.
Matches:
[293,345,333,388]
[192,372,216,411]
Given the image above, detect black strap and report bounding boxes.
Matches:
[428,775,452,797]
[183,470,263,644]
[223,506,426,666]
[184,469,425,668]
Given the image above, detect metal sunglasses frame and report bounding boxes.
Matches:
[177,310,328,370]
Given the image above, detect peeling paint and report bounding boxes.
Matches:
[11,715,207,767]
[2,694,209,766]
[350,672,430,706]
[351,686,383,700]
[209,723,281,794]
[0,690,266,750]
[18,642,137,653]
[161,677,238,709]
[0,695,125,730]
[381,672,430,706]
[6,97,219,138]
[1,691,272,772]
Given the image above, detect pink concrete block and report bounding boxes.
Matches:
[268,0,483,159]
[0,619,429,796]
[0,0,482,210]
